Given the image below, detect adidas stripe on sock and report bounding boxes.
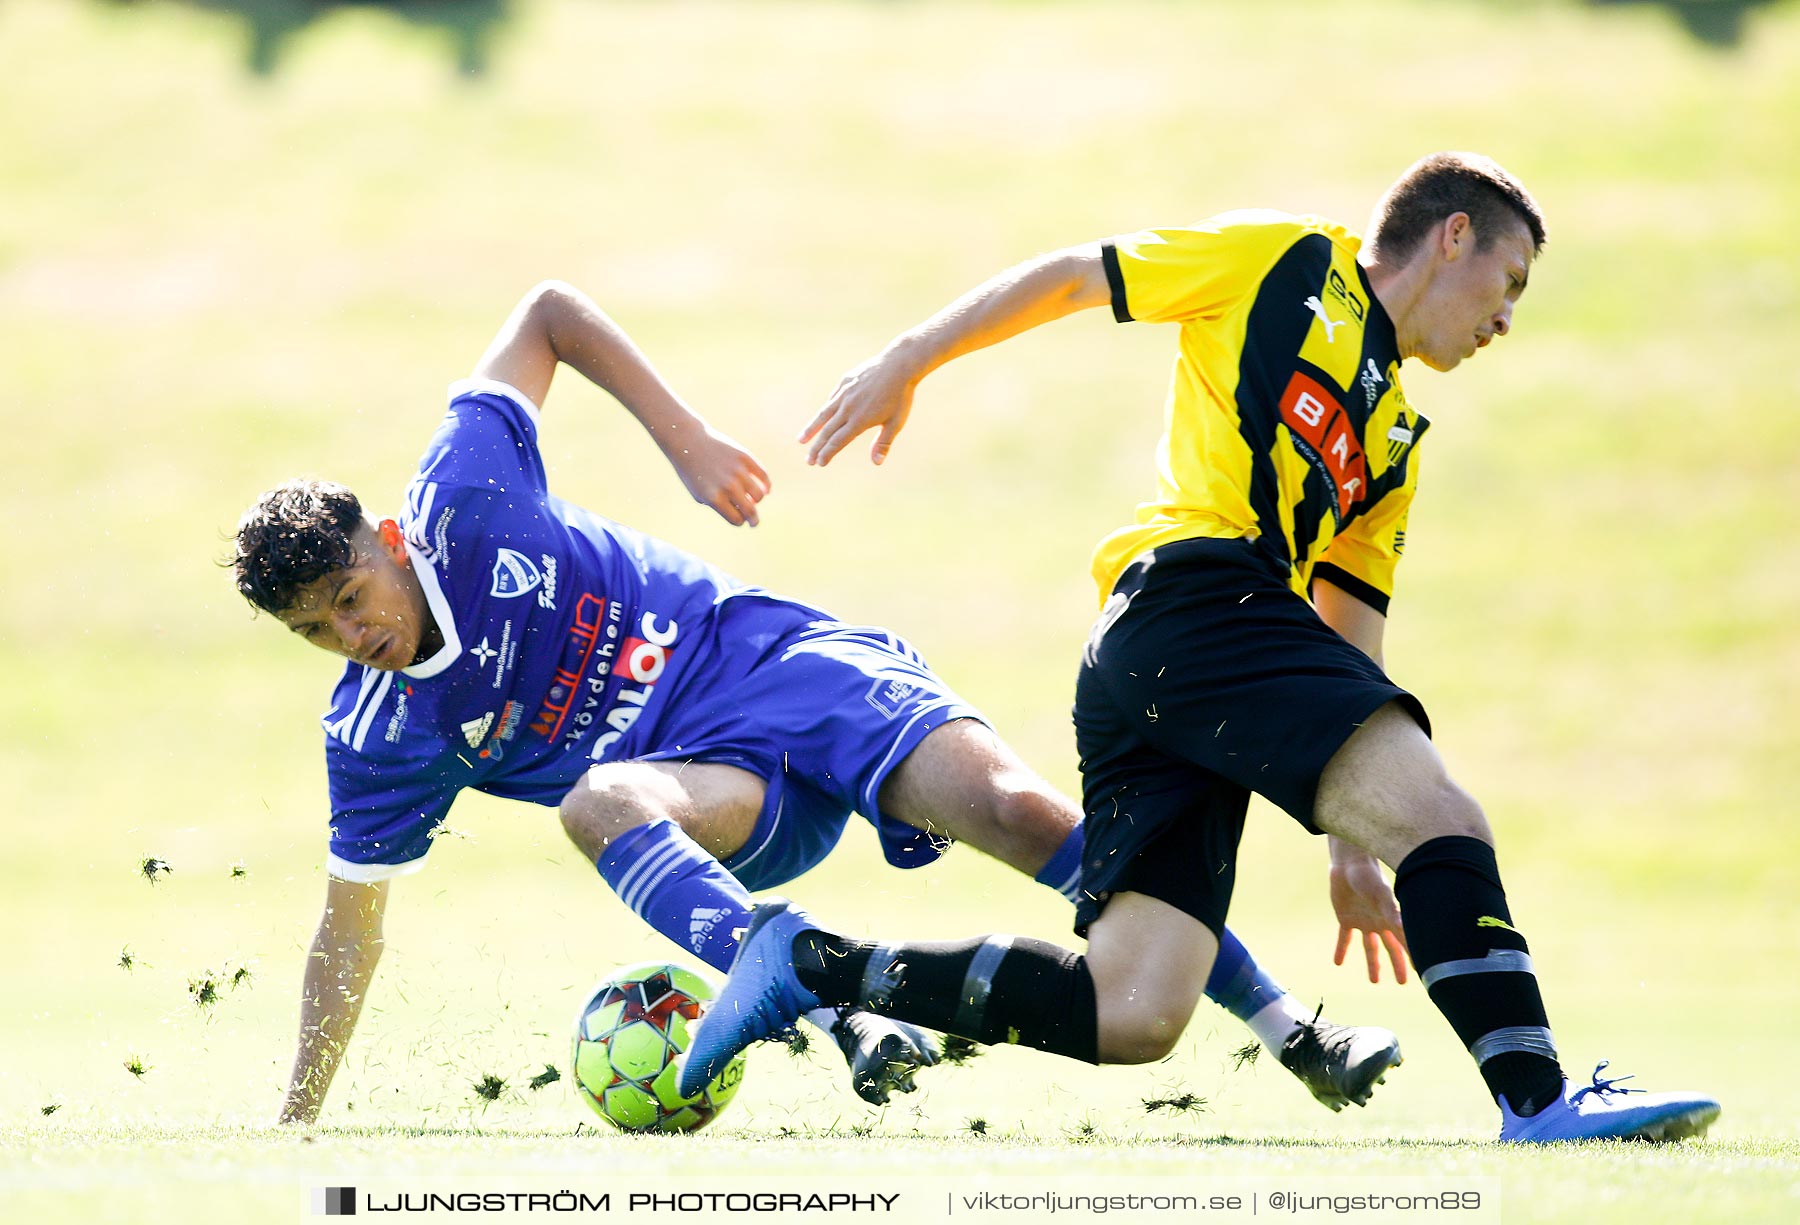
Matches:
[594,818,751,973]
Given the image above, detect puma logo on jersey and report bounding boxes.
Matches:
[689,907,731,952]
[1477,915,1519,934]
[1303,295,1346,342]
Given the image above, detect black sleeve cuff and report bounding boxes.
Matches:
[1100,242,1132,323]
[1310,563,1391,616]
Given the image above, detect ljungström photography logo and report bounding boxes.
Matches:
[313,1186,356,1216]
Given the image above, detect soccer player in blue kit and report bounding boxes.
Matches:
[236,281,1408,1126]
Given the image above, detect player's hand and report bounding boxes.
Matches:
[800,351,917,467]
[1328,847,1409,984]
[668,426,771,527]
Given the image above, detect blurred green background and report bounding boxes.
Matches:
[3,0,1798,1219]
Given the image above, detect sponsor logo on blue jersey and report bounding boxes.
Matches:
[589,612,681,758]
[529,592,613,744]
[865,676,919,720]
[383,681,414,743]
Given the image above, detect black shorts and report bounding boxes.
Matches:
[1071,536,1428,937]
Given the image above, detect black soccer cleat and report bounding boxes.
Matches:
[831,1008,942,1106]
[1278,1016,1403,1112]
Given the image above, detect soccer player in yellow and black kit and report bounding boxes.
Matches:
[680,153,1720,1142]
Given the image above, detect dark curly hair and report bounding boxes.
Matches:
[1370,152,1546,263]
[233,479,366,615]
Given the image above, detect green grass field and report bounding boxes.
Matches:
[3,0,1798,1220]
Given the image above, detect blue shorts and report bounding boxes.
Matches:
[629,620,985,893]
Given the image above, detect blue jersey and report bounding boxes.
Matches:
[323,380,824,881]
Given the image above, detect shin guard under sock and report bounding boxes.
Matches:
[1394,834,1563,1114]
[794,932,1099,1064]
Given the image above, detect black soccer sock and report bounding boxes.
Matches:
[1394,835,1564,1116]
[793,932,1099,1064]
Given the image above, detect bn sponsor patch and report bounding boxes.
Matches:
[1278,370,1367,519]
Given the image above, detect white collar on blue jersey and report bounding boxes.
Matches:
[402,540,463,679]
[446,377,543,424]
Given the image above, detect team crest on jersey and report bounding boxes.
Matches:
[490,549,542,599]
[1386,411,1416,465]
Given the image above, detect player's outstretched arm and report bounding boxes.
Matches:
[801,244,1111,468]
[278,875,389,1125]
[470,281,770,526]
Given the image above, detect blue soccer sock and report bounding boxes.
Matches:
[593,819,751,973]
[1206,927,1313,1053]
[1033,826,1085,905]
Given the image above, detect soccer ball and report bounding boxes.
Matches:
[571,960,746,1132]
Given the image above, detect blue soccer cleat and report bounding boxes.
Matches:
[1498,1061,1721,1143]
[678,897,824,1099]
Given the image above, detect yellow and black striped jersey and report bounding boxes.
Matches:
[1092,211,1426,615]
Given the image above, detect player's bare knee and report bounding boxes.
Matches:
[1446,784,1491,841]
[558,766,665,857]
[1099,1027,1182,1065]
[555,783,610,857]
[1366,780,1493,864]
[1096,1000,1187,1064]
[1411,779,1491,846]
[1089,950,1197,1064]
